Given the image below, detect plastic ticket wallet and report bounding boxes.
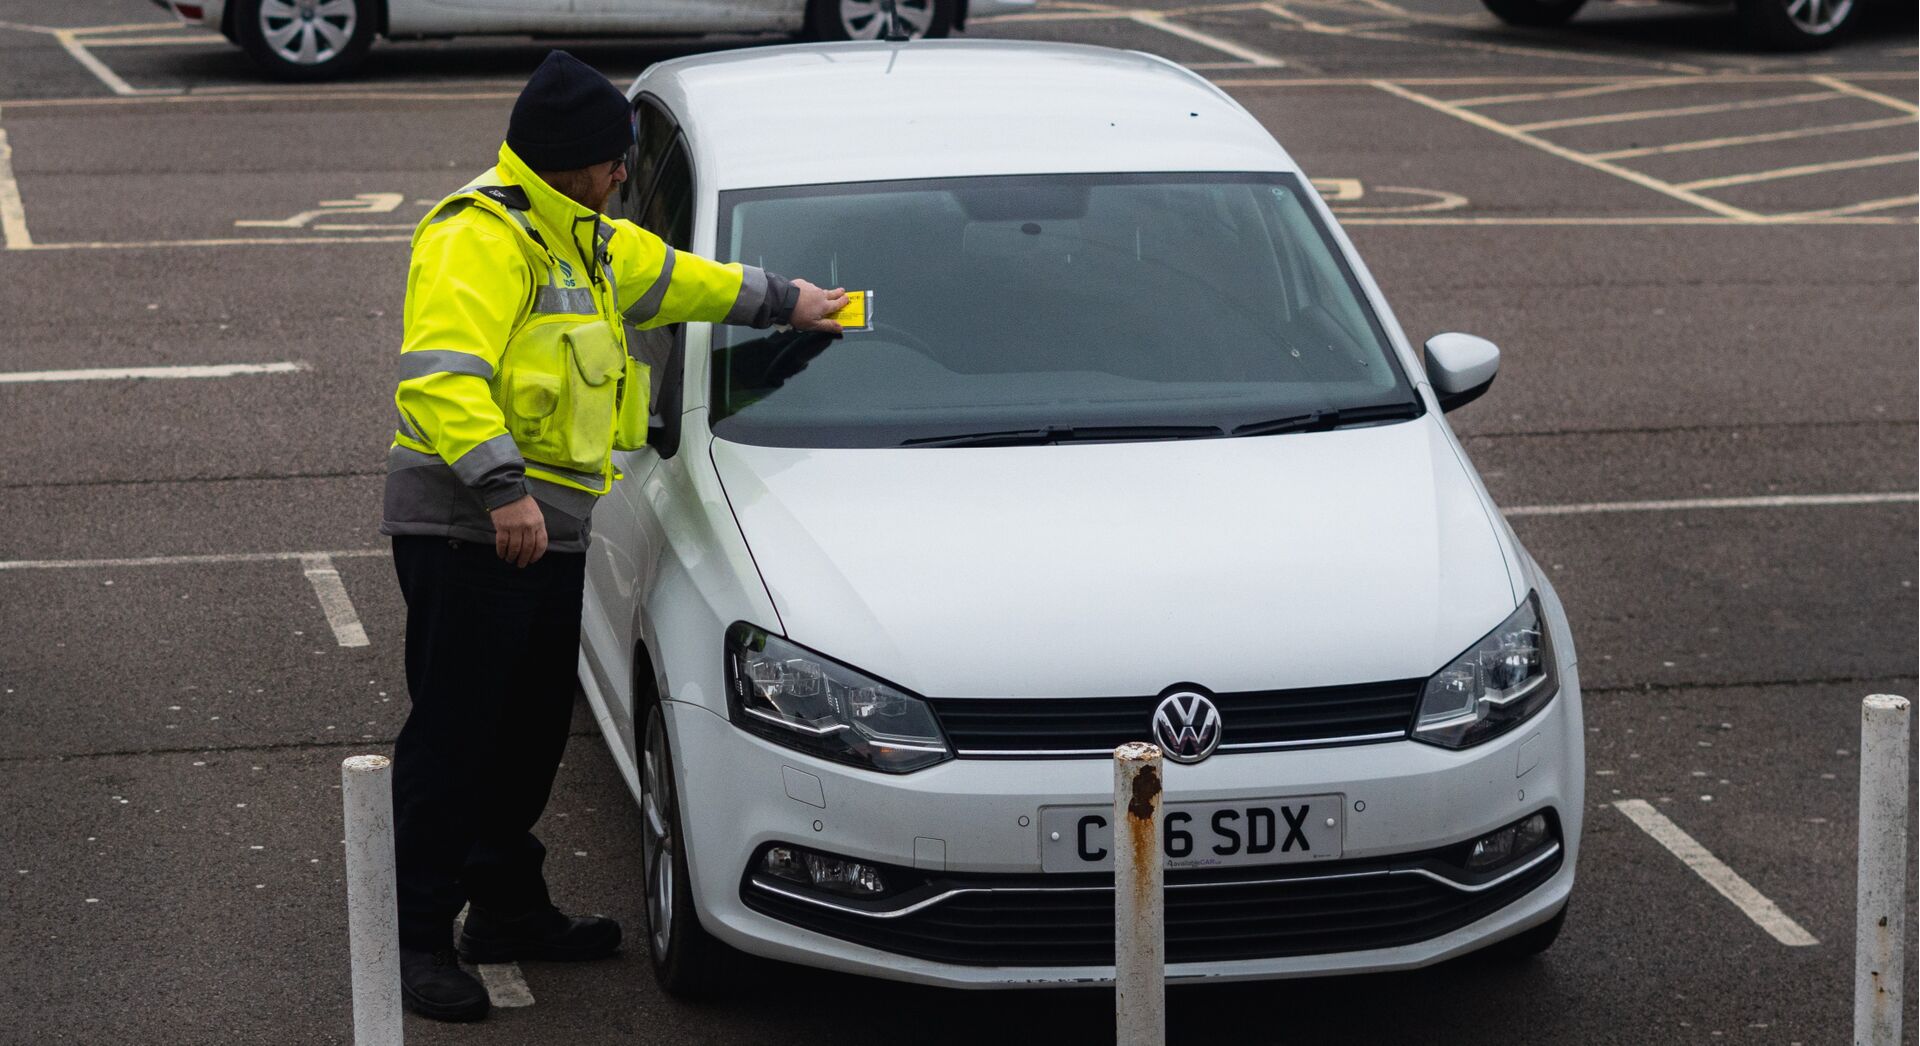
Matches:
[835,290,873,332]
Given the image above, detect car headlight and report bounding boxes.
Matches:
[1412,592,1558,749]
[724,623,952,773]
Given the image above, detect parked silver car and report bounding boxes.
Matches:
[157,0,1031,79]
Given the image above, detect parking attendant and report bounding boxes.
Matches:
[579,39,1584,994]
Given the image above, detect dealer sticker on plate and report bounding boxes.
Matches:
[1039,794,1344,873]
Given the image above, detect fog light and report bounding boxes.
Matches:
[1467,828,1516,870]
[804,852,886,896]
[1465,813,1554,871]
[1514,812,1550,855]
[759,844,888,897]
[762,846,807,885]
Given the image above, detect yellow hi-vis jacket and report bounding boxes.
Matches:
[381,143,797,552]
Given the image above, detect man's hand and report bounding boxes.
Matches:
[490,494,548,568]
[790,279,849,334]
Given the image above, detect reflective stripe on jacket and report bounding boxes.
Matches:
[382,142,796,552]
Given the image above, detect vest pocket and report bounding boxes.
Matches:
[614,356,651,452]
[495,318,625,476]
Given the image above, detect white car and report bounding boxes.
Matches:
[578,40,1584,994]
[158,0,1028,80]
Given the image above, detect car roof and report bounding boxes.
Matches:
[632,40,1299,191]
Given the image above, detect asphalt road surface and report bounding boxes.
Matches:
[1,0,1915,1042]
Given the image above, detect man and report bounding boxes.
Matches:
[381,50,846,1022]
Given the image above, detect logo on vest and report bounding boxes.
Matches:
[557,259,576,287]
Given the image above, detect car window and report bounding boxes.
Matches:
[617,95,676,220]
[710,172,1418,449]
[628,136,694,438]
[639,137,693,251]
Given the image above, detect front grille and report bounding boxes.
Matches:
[926,679,1425,757]
[744,844,1561,967]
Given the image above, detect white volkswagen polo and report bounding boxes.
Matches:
[579,39,1583,995]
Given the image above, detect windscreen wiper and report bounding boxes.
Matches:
[1230,401,1423,438]
[901,424,1225,449]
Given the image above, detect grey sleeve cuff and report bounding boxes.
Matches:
[449,432,529,509]
[476,473,530,511]
[723,266,801,328]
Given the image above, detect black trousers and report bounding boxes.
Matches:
[390,535,587,951]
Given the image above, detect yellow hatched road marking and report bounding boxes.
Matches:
[1448,79,1697,107]
[1810,75,1920,115]
[1129,11,1286,65]
[0,124,30,249]
[1258,2,1705,73]
[1674,151,1918,192]
[1770,194,1920,220]
[1510,90,1844,132]
[1370,80,1765,221]
[1591,115,1918,160]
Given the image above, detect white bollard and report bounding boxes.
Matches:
[342,755,403,1046]
[1854,694,1910,1046]
[1114,742,1165,1046]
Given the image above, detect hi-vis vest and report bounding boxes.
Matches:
[385,144,778,545]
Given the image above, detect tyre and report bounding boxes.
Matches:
[1735,0,1855,49]
[234,0,375,82]
[806,0,953,41]
[639,701,732,999]
[1488,904,1568,960]
[1479,0,1586,27]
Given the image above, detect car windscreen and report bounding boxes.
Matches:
[710,172,1420,448]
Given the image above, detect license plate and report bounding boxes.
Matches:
[1039,795,1344,873]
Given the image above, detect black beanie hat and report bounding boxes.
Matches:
[506,50,634,171]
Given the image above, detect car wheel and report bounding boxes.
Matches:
[806,0,953,41]
[234,0,375,82]
[1734,0,1855,49]
[639,701,731,999]
[1479,0,1586,27]
[1488,903,1568,960]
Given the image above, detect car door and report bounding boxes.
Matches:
[582,96,692,764]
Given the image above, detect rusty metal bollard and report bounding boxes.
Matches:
[1114,742,1165,1046]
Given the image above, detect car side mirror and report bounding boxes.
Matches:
[1424,333,1500,413]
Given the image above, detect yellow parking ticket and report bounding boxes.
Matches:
[835,290,873,332]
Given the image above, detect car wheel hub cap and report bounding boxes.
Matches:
[641,709,675,959]
[259,0,355,64]
[838,0,934,39]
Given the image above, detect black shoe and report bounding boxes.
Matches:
[459,904,623,963]
[400,947,489,1023]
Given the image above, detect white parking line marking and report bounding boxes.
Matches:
[1673,151,1919,192]
[83,34,227,47]
[299,554,369,648]
[476,963,535,1008]
[0,549,387,572]
[1811,75,1920,116]
[1509,90,1844,133]
[0,124,29,249]
[1589,116,1919,161]
[1504,492,1917,517]
[1613,800,1819,946]
[1129,11,1285,66]
[15,234,413,251]
[1371,80,1765,221]
[0,361,309,383]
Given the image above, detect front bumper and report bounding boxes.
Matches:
[666,663,1583,987]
